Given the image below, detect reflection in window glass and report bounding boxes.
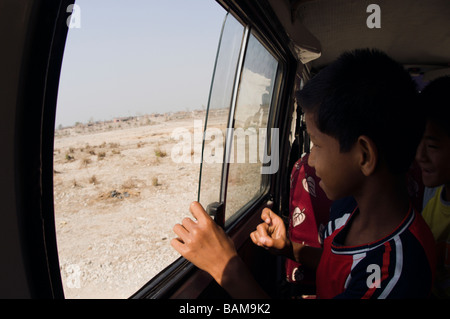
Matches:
[225,34,279,223]
[54,0,225,298]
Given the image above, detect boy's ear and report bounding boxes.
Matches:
[356,135,378,176]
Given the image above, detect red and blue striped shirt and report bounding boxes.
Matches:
[316,204,436,299]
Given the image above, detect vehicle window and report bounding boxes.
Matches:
[54,0,225,298]
[198,13,245,212]
[224,34,280,225]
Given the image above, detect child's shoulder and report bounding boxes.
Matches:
[422,185,450,218]
[321,196,356,240]
[423,186,442,208]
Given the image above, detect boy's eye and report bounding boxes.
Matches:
[427,144,439,150]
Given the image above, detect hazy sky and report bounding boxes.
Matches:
[56,0,226,127]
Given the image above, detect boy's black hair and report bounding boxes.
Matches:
[297,48,424,175]
[420,76,450,136]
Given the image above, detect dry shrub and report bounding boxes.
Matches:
[154,147,167,158]
[109,142,120,148]
[79,157,91,168]
[121,177,137,189]
[152,177,160,186]
[65,153,74,161]
[97,151,106,160]
[89,175,98,185]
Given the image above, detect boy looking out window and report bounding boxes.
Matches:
[171,49,436,299]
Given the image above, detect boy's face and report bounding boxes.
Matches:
[305,112,363,201]
[416,121,450,188]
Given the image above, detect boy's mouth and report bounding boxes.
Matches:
[420,167,435,177]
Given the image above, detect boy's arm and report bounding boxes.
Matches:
[218,256,269,298]
[290,241,323,270]
[171,201,268,299]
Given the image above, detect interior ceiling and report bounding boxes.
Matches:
[281,0,450,70]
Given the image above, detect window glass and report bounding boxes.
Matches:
[198,13,245,210]
[54,0,225,298]
[224,34,279,224]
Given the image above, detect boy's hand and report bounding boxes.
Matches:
[171,201,238,284]
[250,208,290,255]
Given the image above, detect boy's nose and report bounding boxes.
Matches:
[415,139,428,163]
[307,149,316,168]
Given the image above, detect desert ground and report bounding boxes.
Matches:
[54,107,266,298]
[54,111,207,298]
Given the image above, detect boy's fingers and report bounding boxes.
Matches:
[189,201,210,223]
[256,222,269,238]
[250,231,258,245]
[261,236,274,248]
[251,224,274,248]
[173,223,189,240]
[261,208,273,224]
[170,237,187,255]
[250,229,264,246]
[182,217,197,230]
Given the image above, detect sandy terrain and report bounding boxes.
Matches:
[54,107,266,298]
[53,111,206,298]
